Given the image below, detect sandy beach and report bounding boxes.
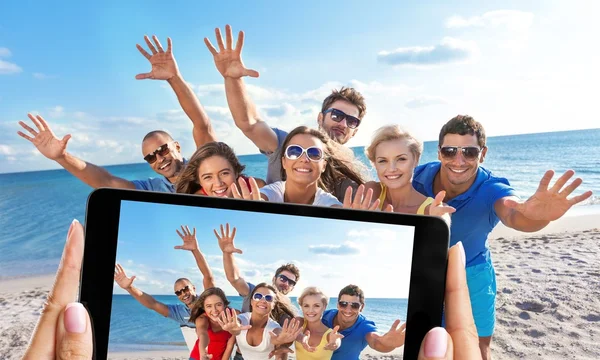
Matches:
[1,211,599,360]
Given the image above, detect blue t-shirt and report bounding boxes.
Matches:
[167,303,195,328]
[412,162,518,267]
[131,159,188,193]
[321,309,378,360]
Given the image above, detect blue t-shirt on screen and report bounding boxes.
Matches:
[321,309,378,360]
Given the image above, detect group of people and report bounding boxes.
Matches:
[17,24,593,360]
[114,223,405,360]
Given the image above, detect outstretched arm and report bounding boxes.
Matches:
[214,223,251,296]
[136,35,217,148]
[365,320,406,353]
[195,316,211,359]
[495,170,593,232]
[204,25,279,153]
[175,225,215,289]
[114,264,169,317]
[18,114,135,189]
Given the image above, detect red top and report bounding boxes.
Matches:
[189,316,233,360]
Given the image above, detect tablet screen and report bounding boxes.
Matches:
[107,199,415,359]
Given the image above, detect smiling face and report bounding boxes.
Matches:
[281,134,326,186]
[197,155,237,197]
[337,294,363,325]
[374,139,418,190]
[251,287,277,316]
[141,133,184,179]
[174,280,197,307]
[438,133,487,191]
[318,100,360,145]
[272,270,297,295]
[203,294,226,322]
[300,294,326,323]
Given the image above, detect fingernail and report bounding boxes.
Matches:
[65,302,87,333]
[457,241,466,267]
[424,327,448,358]
[67,219,79,238]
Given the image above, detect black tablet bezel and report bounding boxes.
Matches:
[80,188,449,360]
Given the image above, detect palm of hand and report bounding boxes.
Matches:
[148,53,178,80]
[180,235,198,251]
[219,237,239,254]
[213,51,248,78]
[34,131,66,159]
[115,274,133,289]
[520,192,570,221]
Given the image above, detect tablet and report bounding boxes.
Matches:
[80,188,449,360]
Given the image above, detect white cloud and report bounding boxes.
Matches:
[405,96,449,109]
[446,10,534,32]
[33,72,57,80]
[0,59,22,74]
[0,144,14,155]
[0,48,12,57]
[377,37,480,68]
[308,241,361,256]
[49,106,65,118]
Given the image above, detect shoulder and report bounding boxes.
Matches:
[477,167,517,200]
[315,188,343,207]
[260,181,285,198]
[413,162,439,181]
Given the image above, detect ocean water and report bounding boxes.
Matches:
[107,295,408,352]
[0,128,599,278]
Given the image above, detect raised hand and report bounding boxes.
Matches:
[214,223,243,254]
[343,184,381,210]
[204,24,259,79]
[114,264,136,290]
[268,346,294,359]
[216,308,251,334]
[323,325,344,351]
[270,318,303,345]
[504,170,593,221]
[135,35,180,81]
[300,329,316,352]
[429,190,456,217]
[17,113,71,160]
[378,320,406,349]
[231,176,262,201]
[174,225,199,251]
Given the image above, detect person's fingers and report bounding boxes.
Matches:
[136,44,152,60]
[144,35,158,54]
[152,35,165,52]
[549,169,575,193]
[416,327,454,360]
[225,24,233,50]
[243,68,260,78]
[215,27,225,51]
[55,302,93,359]
[166,37,173,53]
[235,30,244,55]
[536,169,555,193]
[568,190,593,206]
[60,134,72,146]
[22,220,85,359]
[204,37,218,56]
[17,130,35,142]
[135,72,153,80]
[444,242,481,359]
[230,182,242,198]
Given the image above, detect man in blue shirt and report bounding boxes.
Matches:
[321,284,406,360]
[17,35,215,193]
[412,115,593,360]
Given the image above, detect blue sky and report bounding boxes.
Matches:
[1,0,599,173]
[114,200,415,298]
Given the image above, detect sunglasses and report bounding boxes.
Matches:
[174,285,191,296]
[252,293,275,302]
[284,145,324,162]
[278,274,297,287]
[338,300,361,310]
[323,108,361,129]
[144,143,173,164]
[439,146,483,161]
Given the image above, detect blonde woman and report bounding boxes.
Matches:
[364,125,455,221]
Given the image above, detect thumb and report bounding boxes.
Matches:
[61,134,72,146]
[130,275,137,283]
[56,302,94,359]
[503,198,524,212]
[135,72,153,80]
[244,68,260,78]
[417,327,454,360]
[433,190,446,207]
[234,248,243,254]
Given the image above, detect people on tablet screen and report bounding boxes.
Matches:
[175,141,266,197]
[361,124,455,223]
[189,287,238,360]
[412,115,593,360]
[217,283,302,360]
[321,284,406,360]
[204,24,365,202]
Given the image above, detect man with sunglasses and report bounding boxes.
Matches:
[412,115,593,360]
[204,25,366,201]
[321,284,406,360]
[18,113,188,192]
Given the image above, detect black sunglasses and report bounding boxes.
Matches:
[144,142,173,164]
[174,285,190,296]
[323,108,361,129]
[252,293,275,302]
[278,274,297,287]
[338,300,361,310]
[439,146,483,161]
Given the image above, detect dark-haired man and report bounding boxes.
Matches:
[412,114,593,360]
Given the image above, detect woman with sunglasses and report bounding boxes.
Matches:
[217,283,301,360]
[232,126,378,209]
[363,125,455,220]
[176,141,265,197]
[188,287,238,360]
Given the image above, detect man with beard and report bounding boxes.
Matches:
[17,35,215,192]
[204,25,365,201]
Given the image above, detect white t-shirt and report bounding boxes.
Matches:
[260,181,342,207]
[235,312,282,360]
